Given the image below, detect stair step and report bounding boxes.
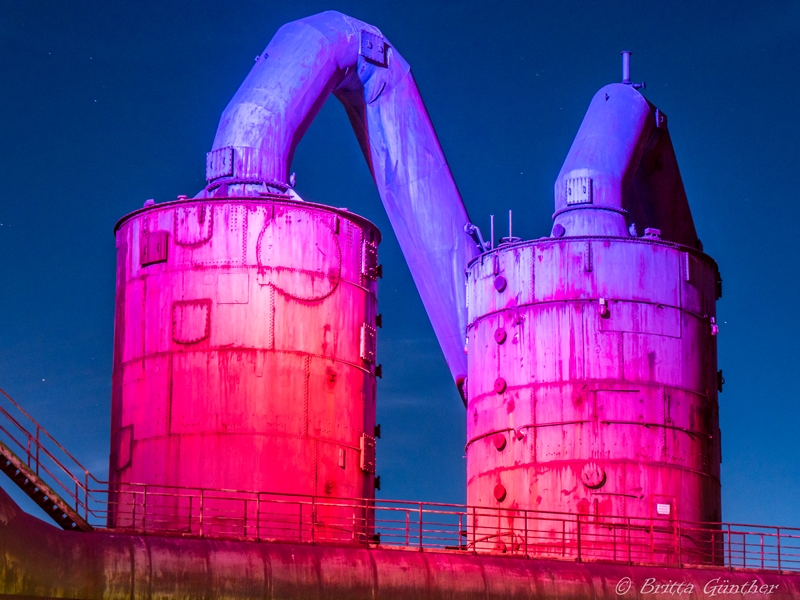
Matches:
[0,441,92,532]
[0,391,95,533]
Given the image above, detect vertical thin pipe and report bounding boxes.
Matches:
[621,51,631,84]
[508,210,512,240]
[576,515,582,563]
[490,215,494,250]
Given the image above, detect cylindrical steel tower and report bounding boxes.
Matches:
[465,237,721,553]
[109,195,381,537]
[464,81,722,560]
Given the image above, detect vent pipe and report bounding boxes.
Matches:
[621,50,631,84]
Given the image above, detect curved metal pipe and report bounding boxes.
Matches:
[202,10,477,389]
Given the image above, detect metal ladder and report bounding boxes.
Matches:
[0,387,94,531]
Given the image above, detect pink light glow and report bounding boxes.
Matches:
[109,197,381,535]
[464,81,721,560]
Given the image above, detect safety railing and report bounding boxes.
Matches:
[0,386,798,572]
[0,387,104,522]
[83,481,799,573]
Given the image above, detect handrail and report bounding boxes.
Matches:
[85,481,800,573]
[0,388,99,483]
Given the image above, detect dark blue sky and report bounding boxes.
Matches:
[1,1,798,527]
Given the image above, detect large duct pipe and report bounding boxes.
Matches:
[201,11,478,390]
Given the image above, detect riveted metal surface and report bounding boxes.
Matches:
[139,230,168,266]
[359,30,387,67]
[206,146,234,181]
[466,237,721,560]
[110,195,381,536]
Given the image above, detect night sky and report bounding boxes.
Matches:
[1,1,798,528]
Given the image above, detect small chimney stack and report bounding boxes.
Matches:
[621,50,632,84]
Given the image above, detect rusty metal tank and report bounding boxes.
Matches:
[109,194,381,536]
[464,77,722,559]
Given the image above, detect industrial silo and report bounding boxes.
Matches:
[465,73,722,562]
[109,192,380,539]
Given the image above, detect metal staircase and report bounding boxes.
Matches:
[0,387,94,531]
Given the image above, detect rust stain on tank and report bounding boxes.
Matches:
[109,195,381,536]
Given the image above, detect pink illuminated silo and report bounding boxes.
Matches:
[465,81,722,560]
[106,9,482,539]
[109,194,381,536]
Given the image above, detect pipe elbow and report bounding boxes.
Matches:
[207,12,387,191]
[200,12,474,390]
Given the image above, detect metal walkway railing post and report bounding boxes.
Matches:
[628,517,632,565]
[311,495,316,544]
[199,489,204,538]
[418,503,423,550]
[727,523,732,569]
[523,510,528,558]
[143,486,148,534]
[405,509,410,547]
